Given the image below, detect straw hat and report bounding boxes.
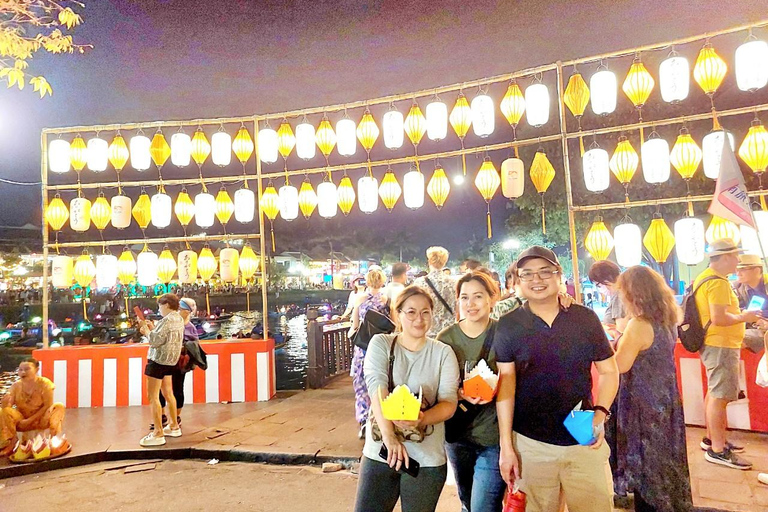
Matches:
[707,238,743,257]
[737,253,763,268]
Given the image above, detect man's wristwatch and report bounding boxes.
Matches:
[592,405,611,419]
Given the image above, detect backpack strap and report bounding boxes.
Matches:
[425,277,454,316]
[691,275,728,330]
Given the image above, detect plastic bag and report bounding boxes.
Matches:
[757,354,768,388]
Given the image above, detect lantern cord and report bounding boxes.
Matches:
[199,171,208,193]
[461,140,467,175]
[246,290,250,313]
[270,221,276,252]
[712,108,721,130]
[624,183,630,204]
[638,111,645,144]
[116,170,122,195]
[82,296,88,321]
[540,193,547,235]
[205,288,211,317]
[486,205,492,239]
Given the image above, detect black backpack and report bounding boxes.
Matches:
[678,276,727,352]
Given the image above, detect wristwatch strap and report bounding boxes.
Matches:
[593,405,611,418]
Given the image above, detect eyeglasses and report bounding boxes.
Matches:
[517,269,560,282]
[400,309,432,321]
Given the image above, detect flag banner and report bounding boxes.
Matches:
[708,131,755,228]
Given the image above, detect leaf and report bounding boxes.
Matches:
[30,76,52,98]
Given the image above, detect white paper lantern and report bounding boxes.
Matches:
[470,94,494,137]
[317,181,338,218]
[129,135,151,171]
[86,137,108,172]
[614,223,643,267]
[110,195,132,229]
[234,188,255,223]
[525,83,550,127]
[358,176,379,214]
[590,68,617,115]
[194,192,215,228]
[675,217,706,265]
[583,147,610,192]
[52,255,74,288]
[258,128,279,164]
[69,197,91,232]
[279,184,299,221]
[641,137,671,184]
[426,101,448,141]
[219,247,239,283]
[49,139,71,174]
[177,250,198,284]
[659,54,690,103]
[336,118,357,156]
[96,254,118,289]
[702,130,735,180]
[295,122,316,160]
[150,193,172,228]
[170,132,191,167]
[137,251,159,287]
[741,224,761,254]
[403,170,425,209]
[383,110,404,149]
[211,131,232,167]
[501,158,525,199]
[736,39,768,92]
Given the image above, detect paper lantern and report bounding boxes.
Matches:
[132,193,152,230]
[69,197,91,232]
[563,72,590,118]
[174,189,195,226]
[260,183,280,221]
[278,184,299,221]
[150,192,172,229]
[501,158,525,199]
[585,220,614,261]
[703,130,735,179]
[277,121,296,160]
[609,137,639,187]
[741,224,761,255]
[641,134,671,184]
[110,195,132,229]
[403,169,425,209]
[108,134,129,171]
[45,195,68,231]
[706,215,740,245]
[501,81,526,127]
[90,194,111,231]
[357,176,379,214]
[583,145,610,192]
[525,82,550,127]
[426,100,448,141]
[296,121,316,160]
[739,119,768,175]
[150,130,171,169]
[95,254,117,289]
[404,102,427,148]
[220,247,239,283]
[49,139,71,173]
[315,116,337,158]
[614,223,642,267]
[530,150,556,193]
[590,67,617,115]
[191,129,211,167]
[475,159,500,201]
[383,109,405,150]
[298,179,318,219]
[317,181,338,218]
[117,249,136,284]
[157,249,177,284]
[336,118,357,156]
[211,131,232,167]
[86,137,108,172]
[197,247,217,282]
[470,94,495,137]
[258,127,279,164]
[427,166,450,209]
[194,192,215,228]
[177,250,198,284]
[213,188,234,225]
[69,136,87,172]
[51,255,73,288]
[736,39,768,92]
[622,58,655,109]
[137,250,158,287]
[659,52,690,103]
[450,93,472,138]
[129,134,151,171]
[754,211,768,251]
[74,253,96,288]
[337,175,356,215]
[670,128,702,180]
[171,132,192,167]
[378,169,401,211]
[234,187,255,223]
[232,126,254,164]
[357,110,380,153]
[693,42,727,96]
[643,217,675,263]
[675,217,706,265]
[239,244,259,281]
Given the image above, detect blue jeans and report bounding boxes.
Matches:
[446,441,506,512]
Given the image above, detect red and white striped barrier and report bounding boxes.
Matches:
[33,338,276,408]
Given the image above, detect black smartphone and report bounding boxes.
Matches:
[378,444,420,477]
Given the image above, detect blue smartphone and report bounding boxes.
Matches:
[748,296,766,312]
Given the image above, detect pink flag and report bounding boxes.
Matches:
[708,131,755,228]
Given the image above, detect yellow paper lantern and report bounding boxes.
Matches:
[475,158,500,238]
[739,119,768,175]
[404,102,427,147]
[277,120,296,159]
[563,72,590,119]
[174,189,195,226]
[150,130,171,169]
[427,166,451,210]
[132,192,152,229]
[693,42,727,96]
[298,179,318,219]
[337,174,356,216]
[191,128,211,167]
[670,128,702,180]
[706,215,741,246]
[198,246,217,282]
[117,249,136,284]
[450,93,472,138]
[500,81,526,128]
[584,220,614,261]
[622,58,655,109]
[378,169,401,212]
[643,216,676,263]
[215,188,235,225]
[609,136,639,187]
[157,248,177,284]
[45,194,69,231]
[108,133,129,171]
[70,135,87,172]
[233,126,254,165]
[74,253,96,288]
[316,115,337,160]
[239,244,259,281]
[530,150,556,193]
[260,183,280,221]
[90,194,111,231]
[357,109,380,152]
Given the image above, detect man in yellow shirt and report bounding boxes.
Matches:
[694,239,760,470]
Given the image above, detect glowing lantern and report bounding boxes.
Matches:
[357,110,380,154]
[739,119,768,176]
[475,158,501,238]
[232,126,254,165]
[317,180,338,218]
[404,102,427,148]
[590,66,617,115]
[69,136,87,172]
[170,131,191,167]
[641,134,671,184]
[277,121,296,160]
[643,216,676,263]
[194,192,215,228]
[563,72,590,119]
[450,92,472,175]
[177,250,198,284]
[150,130,171,169]
[87,137,108,172]
[234,187,255,223]
[501,158,525,199]
[675,217,706,265]
[754,211,768,250]
[258,126,279,164]
[260,183,280,221]
[525,82,550,127]
[315,115,337,159]
[239,244,259,281]
[614,223,642,267]
[403,168,425,209]
[336,117,357,157]
[703,130,735,179]
[49,139,71,174]
[609,137,639,196]
[736,38,768,92]
[90,194,111,231]
[174,189,195,226]
[108,134,129,171]
[583,144,610,193]
[659,51,690,103]
[426,100,448,141]
[137,250,158,287]
[191,128,211,167]
[129,134,151,171]
[197,247,217,282]
[157,249,177,284]
[150,192,172,229]
[220,247,239,283]
[741,224,761,254]
[214,188,234,225]
[379,169,401,211]
[45,195,69,231]
[706,215,740,245]
[670,128,702,180]
[530,150,556,234]
[358,176,379,214]
[279,183,299,221]
[211,131,232,167]
[622,58,655,109]
[117,249,136,284]
[470,93,494,137]
[132,193,152,230]
[69,197,91,232]
[500,81,526,129]
[110,195,132,229]
[74,253,96,288]
[296,121,316,160]
[337,175,356,215]
[693,42,727,96]
[52,255,74,288]
[427,166,450,210]
[584,220,614,261]
[298,179,318,219]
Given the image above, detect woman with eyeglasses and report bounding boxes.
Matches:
[354,285,459,512]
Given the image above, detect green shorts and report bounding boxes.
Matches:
[699,344,741,402]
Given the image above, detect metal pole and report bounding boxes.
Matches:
[41,131,50,349]
[255,117,269,340]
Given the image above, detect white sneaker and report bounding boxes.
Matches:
[163,425,182,438]
[139,432,166,447]
[759,473,768,485]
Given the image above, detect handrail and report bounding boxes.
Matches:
[306,313,353,389]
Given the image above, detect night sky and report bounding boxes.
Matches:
[1,0,765,256]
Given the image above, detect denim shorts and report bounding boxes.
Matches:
[699,344,741,401]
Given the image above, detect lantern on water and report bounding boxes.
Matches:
[117,249,136,284]
[150,130,171,169]
[317,181,338,218]
[220,247,239,283]
[739,119,768,176]
[357,110,380,155]
[404,102,427,148]
[475,159,501,238]
[315,116,337,158]
[470,93,494,137]
[563,72,590,119]
[427,166,451,210]
[46,195,69,231]
[702,130,735,179]
[670,128,702,180]
[583,144,610,193]
[659,51,690,103]
[525,82,549,127]
[90,194,111,231]
[177,250,198,284]
[174,189,195,226]
[590,66,617,115]
[232,126,254,165]
[641,134,671,184]
[501,158,525,199]
[129,134,151,171]
[693,42,727,96]
[644,216,676,263]
[87,137,108,172]
[111,195,132,229]
[194,192,215,228]
[70,136,87,172]
[74,253,96,288]
[277,121,296,160]
[426,100,448,141]
[132,193,152,230]
[52,255,74,288]
[403,168,425,210]
[298,180,318,219]
[234,187,255,223]
[337,175,356,215]
[675,217,706,265]
[296,121,316,161]
[278,183,299,221]
[622,58,655,109]
[49,139,71,174]
[137,250,158,287]
[150,192,172,229]
[501,81,526,128]
[239,244,259,281]
[69,197,91,232]
[609,137,639,194]
[614,223,642,267]
[197,247,217,282]
[108,134,129,171]
[214,188,234,225]
[171,132,192,167]
[706,215,740,246]
[258,127,279,164]
[382,109,404,149]
[211,131,232,167]
[358,176,379,214]
[530,150,556,234]
[736,38,768,92]
[585,220,614,261]
[191,129,211,168]
[379,169,401,211]
[336,118,357,157]
[260,183,280,221]
[157,249,177,284]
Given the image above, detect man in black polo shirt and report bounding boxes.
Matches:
[494,246,619,512]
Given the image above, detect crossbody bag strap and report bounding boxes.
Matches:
[387,335,397,393]
[425,277,454,315]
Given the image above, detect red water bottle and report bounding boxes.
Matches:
[502,483,526,512]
